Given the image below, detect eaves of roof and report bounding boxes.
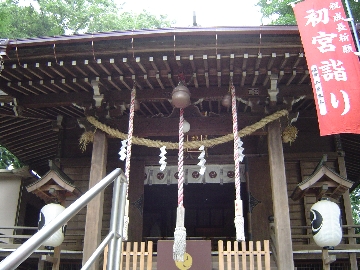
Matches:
[5,26,301,48]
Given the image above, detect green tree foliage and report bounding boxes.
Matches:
[350,187,360,243]
[99,10,173,33]
[0,0,173,39]
[351,187,360,223]
[0,145,22,169]
[0,0,63,38]
[256,0,360,25]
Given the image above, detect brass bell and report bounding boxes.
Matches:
[221,93,231,108]
[172,82,191,108]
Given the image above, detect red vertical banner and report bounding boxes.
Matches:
[293,0,360,136]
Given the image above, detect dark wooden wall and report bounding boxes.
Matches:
[247,156,273,242]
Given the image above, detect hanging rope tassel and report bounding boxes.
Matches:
[123,86,136,241]
[173,206,186,262]
[234,199,245,241]
[231,84,245,242]
[173,107,187,262]
[123,199,129,241]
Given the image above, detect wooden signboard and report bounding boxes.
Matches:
[157,240,212,270]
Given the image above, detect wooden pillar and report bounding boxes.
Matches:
[38,257,45,270]
[52,199,66,270]
[267,120,294,270]
[82,131,108,269]
[51,246,61,270]
[338,154,358,270]
[322,249,336,270]
[128,160,145,242]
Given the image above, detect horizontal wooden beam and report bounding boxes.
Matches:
[16,91,93,109]
[16,85,312,109]
[59,152,339,171]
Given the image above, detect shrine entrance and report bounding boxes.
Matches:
[142,164,248,245]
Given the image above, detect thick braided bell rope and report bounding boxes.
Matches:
[86,109,289,149]
[173,108,186,262]
[231,84,245,242]
[231,85,241,201]
[178,108,185,208]
[123,87,136,241]
[125,88,136,192]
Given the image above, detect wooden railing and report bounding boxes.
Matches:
[218,240,271,270]
[103,241,153,270]
[0,226,37,248]
[270,222,360,250]
[290,225,360,250]
[0,226,84,251]
[101,240,271,270]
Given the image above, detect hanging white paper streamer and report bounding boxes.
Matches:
[118,139,128,161]
[238,138,245,162]
[197,145,206,175]
[159,146,167,171]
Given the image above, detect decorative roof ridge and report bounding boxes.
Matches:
[291,155,354,201]
[298,165,354,187]
[26,161,75,189]
[297,155,354,188]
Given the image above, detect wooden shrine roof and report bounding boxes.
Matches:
[291,155,354,201]
[26,161,81,203]
[0,26,359,187]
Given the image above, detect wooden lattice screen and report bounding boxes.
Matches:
[103,240,270,270]
[218,240,271,270]
[103,241,153,270]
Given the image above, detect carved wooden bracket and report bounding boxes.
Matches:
[52,115,63,132]
[268,74,279,105]
[91,79,104,108]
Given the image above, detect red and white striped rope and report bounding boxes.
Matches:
[125,87,136,196]
[178,108,184,207]
[231,85,241,200]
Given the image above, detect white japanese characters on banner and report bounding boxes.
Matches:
[293,0,360,135]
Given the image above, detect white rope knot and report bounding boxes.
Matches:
[173,226,187,262]
[234,215,245,242]
[122,215,129,241]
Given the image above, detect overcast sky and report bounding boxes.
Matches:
[19,0,265,27]
[121,0,264,27]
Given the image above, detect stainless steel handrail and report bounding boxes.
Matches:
[0,168,127,270]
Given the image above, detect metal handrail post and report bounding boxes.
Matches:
[0,168,123,270]
[107,175,128,270]
[81,231,114,270]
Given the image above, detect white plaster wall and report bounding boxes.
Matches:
[0,175,21,243]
